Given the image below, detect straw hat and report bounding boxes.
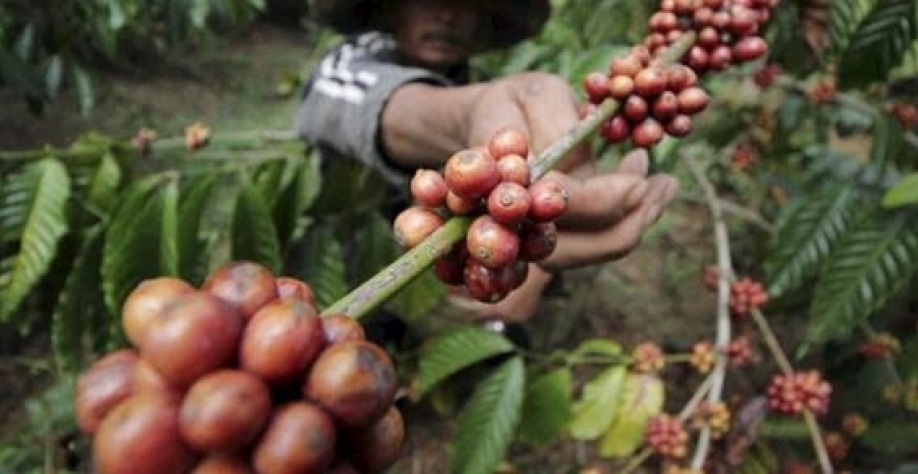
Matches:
[309,0,551,51]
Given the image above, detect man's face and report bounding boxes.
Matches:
[393,0,480,70]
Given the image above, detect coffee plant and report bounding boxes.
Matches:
[2,0,918,472]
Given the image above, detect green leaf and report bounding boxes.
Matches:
[599,373,665,458]
[85,153,122,213]
[765,185,861,297]
[352,211,400,283]
[52,227,105,373]
[388,268,447,321]
[232,182,282,273]
[829,0,877,57]
[415,325,516,397]
[452,356,525,474]
[101,176,170,318]
[808,210,918,345]
[871,112,908,170]
[883,173,918,208]
[863,422,918,455]
[517,368,572,445]
[177,175,216,284]
[44,55,62,96]
[571,338,623,358]
[159,180,180,277]
[296,224,347,310]
[72,65,94,116]
[273,155,321,248]
[0,159,71,324]
[838,0,918,88]
[569,365,626,440]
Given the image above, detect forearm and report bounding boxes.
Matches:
[380,82,489,168]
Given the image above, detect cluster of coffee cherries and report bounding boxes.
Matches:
[394,129,564,303]
[74,261,402,474]
[631,341,667,373]
[645,414,689,459]
[728,277,769,317]
[691,401,731,439]
[766,370,832,416]
[889,102,918,130]
[647,0,774,73]
[857,332,900,359]
[584,48,710,148]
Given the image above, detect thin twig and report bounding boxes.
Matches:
[678,192,775,233]
[749,308,793,375]
[683,154,733,469]
[804,410,835,474]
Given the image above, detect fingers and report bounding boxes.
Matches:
[471,264,553,323]
[614,148,650,176]
[539,173,679,271]
[547,170,649,230]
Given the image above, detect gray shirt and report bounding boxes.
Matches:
[294,32,469,186]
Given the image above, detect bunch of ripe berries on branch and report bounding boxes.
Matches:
[394,129,563,303]
[582,0,774,148]
[74,261,403,474]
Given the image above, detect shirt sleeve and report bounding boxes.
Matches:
[294,35,450,185]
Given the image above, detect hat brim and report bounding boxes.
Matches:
[309,0,551,51]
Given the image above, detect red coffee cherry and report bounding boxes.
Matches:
[697,26,720,49]
[518,220,558,261]
[487,182,532,225]
[275,276,316,306]
[708,45,733,71]
[434,241,469,285]
[239,298,326,383]
[179,369,272,452]
[466,215,520,269]
[693,6,715,27]
[767,371,832,416]
[685,46,710,71]
[632,342,665,373]
[677,87,710,114]
[609,56,643,78]
[463,259,517,303]
[630,46,652,65]
[446,190,480,215]
[608,75,636,100]
[733,36,769,61]
[583,71,611,103]
[666,65,697,92]
[623,95,650,122]
[652,91,679,121]
[122,277,195,350]
[321,313,366,345]
[303,341,398,426]
[75,350,139,435]
[631,118,665,148]
[488,128,529,159]
[253,402,337,474]
[528,180,570,223]
[410,169,448,208]
[600,115,631,143]
[633,67,669,97]
[203,260,278,322]
[393,206,444,249]
[496,154,531,186]
[445,148,501,199]
[664,114,693,137]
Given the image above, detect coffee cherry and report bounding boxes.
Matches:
[393,206,444,249]
[466,215,520,269]
[463,259,515,302]
[488,128,529,159]
[689,341,715,374]
[434,241,468,285]
[697,26,720,49]
[692,401,731,439]
[192,454,253,474]
[676,87,709,114]
[753,63,781,88]
[729,5,759,35]
[645,33,667,50]
[728,277,768,318]
[519,220,558,261]
[666,65,697,92]
[609,56,643,78]
[321,313,366,344]
[630,46,653,65]
[75,350,138,435]
[708,45,733,71]
[528,180,570,223]
[652,91,679,121]
[487,182,532,225]
[733,36,768,61]
[410,169,448,208]
[726,335,754,366]
[673,0,696,15]
[634,67,669,97]
[583,71,611,103]
[275,276,316,306]
[445,148,501,199]
[122,277,195,349]
[632,118,665,148]
[767,371,832,416]
[496,154,531,186]
[623,95,649,122]
[712,10,731,29]
[179,369,272,451]
[253,402,337,474]
[203,261,278,321]
[600,115,631,143]
[685,46,709,71]
[240,298,325,383]
[303,341,398,426]
[446,190,480,215]
[342,406,406,473]
[693,7,715,27]
[664,114,693,137]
